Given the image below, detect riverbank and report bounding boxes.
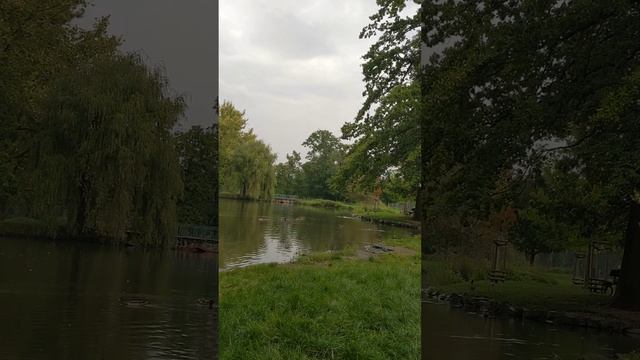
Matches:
[0,217,63,239]
[0,217,185,249]
[423,258,640,335]
[219,236,420,359]
[286,198,420,229]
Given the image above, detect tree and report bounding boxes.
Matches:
[339,83,421,215]
[300,130,346,200]
[175,125,218,226]
[219,101,253,192]
[219,101,276,200]
[510,208,569,266]
[0,0,118,216]
[25,53,185,245]
[230,139,276,200]
[275,151,303,195]
[341,0,422,217]
[418,0,640,307]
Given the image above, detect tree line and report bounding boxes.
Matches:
[353,0,639,308]
[0,1,216,246]
[219,100,417,208]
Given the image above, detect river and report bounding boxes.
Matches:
[219,198,416,269]
[0,237,217,359]
[423,302,639,359]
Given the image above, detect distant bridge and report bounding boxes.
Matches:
[175,224,218,253]
[274,194,297,204]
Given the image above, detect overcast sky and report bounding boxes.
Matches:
[220,0,383,162]
[79,0,218,131]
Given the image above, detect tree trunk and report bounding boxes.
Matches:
[528,252,536,266]
[614,199,640,310]
[413,185,423,221]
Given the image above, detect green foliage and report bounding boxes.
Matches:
[275,151,303,195]
[29,54,184,245]
[0,4,192,245]
[417,0,640,305]
[275,130,347,201]
[300,130,346,200]
[0,0,101,216]
[339,1,421,207]
[176,125,218,226]
[509,207,570,264]
[219,101,276,200]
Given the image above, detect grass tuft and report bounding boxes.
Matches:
[220,237,420,359]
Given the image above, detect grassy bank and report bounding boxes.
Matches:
[295,198,419,229]
[0,217,62,238]
[219,236,420,360]
[423,257,613,312]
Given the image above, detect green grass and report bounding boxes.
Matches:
[295,198,418,228]
[295,198,356,210]
[619,352,640,360]
[219,236,420,360]
[0,216,62,238]
[424,257,612,312]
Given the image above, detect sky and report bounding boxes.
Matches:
[78,0,218,131]
[220,0,383,162]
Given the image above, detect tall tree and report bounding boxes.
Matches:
[300,130,346,200]
[219,101,276,200]
[275,151,303,195]
[27,53,185,245]
[0,0,106,216]
[419,0,640,307]
[176,125,218,226]
[341,0,422,217]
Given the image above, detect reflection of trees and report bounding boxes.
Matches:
[0,238,217,359]
[220,199,415,267]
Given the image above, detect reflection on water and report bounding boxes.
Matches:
[220,199,414,269]
[0,237,217,359]
[423,302,639,359]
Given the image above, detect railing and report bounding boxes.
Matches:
[176,224,218,242]
[274,194,298,200]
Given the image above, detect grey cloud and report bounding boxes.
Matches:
[221,0,383,161]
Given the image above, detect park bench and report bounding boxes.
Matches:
[587,269,619,296]
[610,269,621,285]
[588,278,614,295]
[488,270,507,283]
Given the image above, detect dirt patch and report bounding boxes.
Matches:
[355,244,417,259]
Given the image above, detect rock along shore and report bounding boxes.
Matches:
[423,287,640,335]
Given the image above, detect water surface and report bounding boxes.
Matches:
[220,198,415,269]
[0,237,217,359]
[423,302,639,359]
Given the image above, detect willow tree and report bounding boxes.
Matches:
[175,125,218,226]
[27,53,185,245]
[0,0,96,216]
[230,139,276,200]
[219,101,276,200]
